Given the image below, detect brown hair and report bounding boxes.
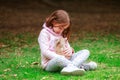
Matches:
[45,10,71,40]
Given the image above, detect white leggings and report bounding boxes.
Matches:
[45,49,90,72]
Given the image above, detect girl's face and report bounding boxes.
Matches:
[52,23,69,34]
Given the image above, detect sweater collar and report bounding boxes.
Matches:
[43,23,61,36]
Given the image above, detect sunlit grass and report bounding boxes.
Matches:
[0,32,120,80]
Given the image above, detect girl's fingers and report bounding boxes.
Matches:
[63,48,72,56]
[63,49,69,54]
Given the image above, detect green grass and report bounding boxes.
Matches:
[0,32,120,80]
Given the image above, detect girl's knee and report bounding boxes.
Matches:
[82,49,90,56]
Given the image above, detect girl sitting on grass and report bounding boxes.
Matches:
[38,9,97,76]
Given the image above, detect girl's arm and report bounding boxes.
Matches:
[38,29,63,59]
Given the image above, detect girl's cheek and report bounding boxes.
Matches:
[60,29,64,32]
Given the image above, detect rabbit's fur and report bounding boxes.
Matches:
[54,37,66,55]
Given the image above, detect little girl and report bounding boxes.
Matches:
[38,10,97,75]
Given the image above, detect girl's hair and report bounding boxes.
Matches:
[45,10,71,40]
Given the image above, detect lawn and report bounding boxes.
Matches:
[0,32,120,80]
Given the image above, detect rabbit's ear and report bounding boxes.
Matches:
[55,39,59,43]
[60,37,66,43]
[54,39,60,46]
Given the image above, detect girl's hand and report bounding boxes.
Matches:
[62,47,73,59]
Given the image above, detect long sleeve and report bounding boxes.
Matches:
[38,29,62,59]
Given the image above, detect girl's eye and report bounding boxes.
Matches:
[59,27,64,30]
